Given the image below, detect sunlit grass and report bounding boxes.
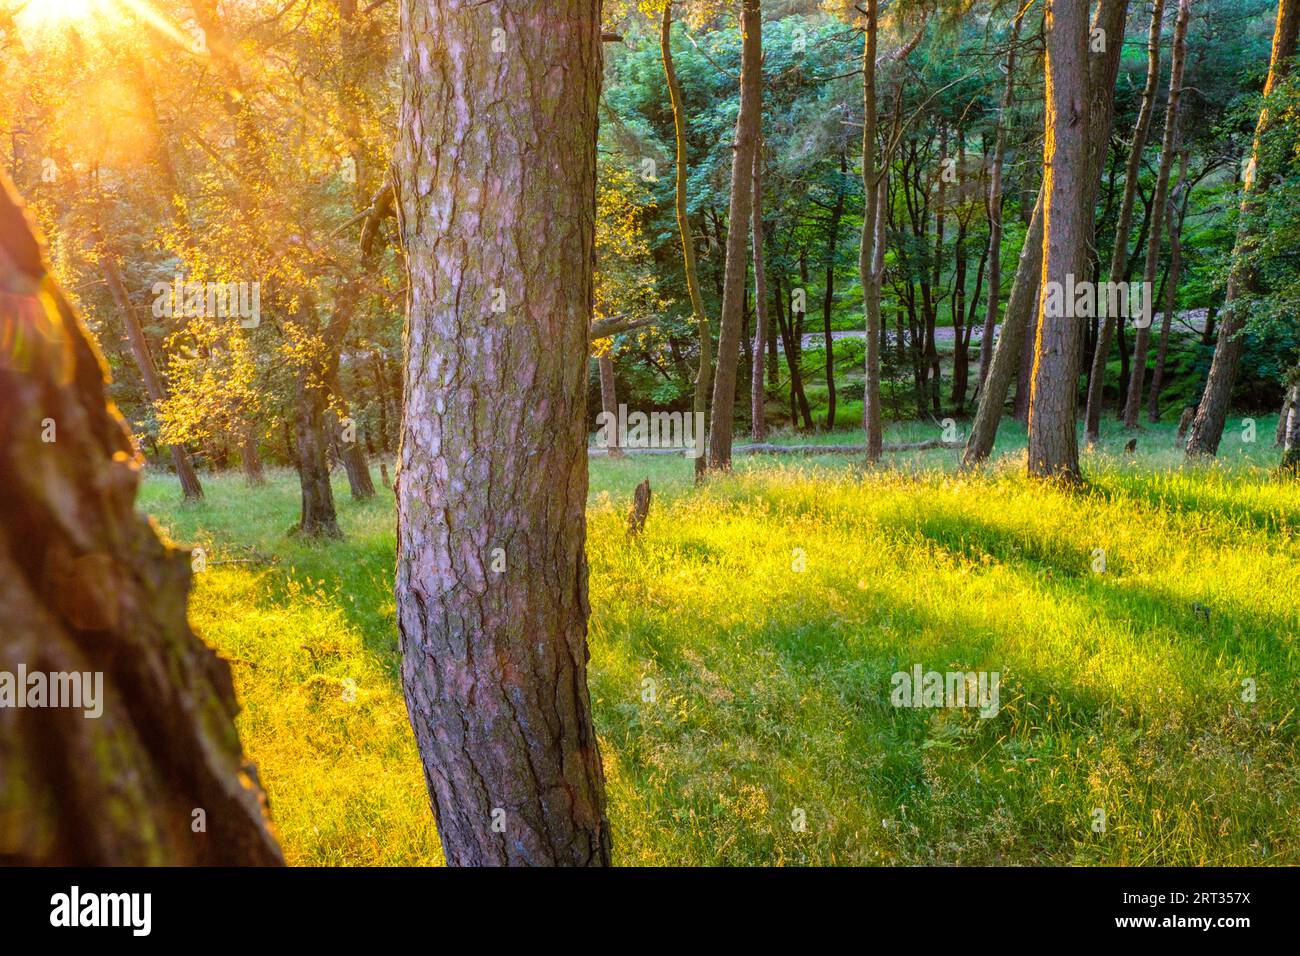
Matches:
[139,418,1300,865]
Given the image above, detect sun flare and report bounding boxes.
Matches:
[16,0,110,29]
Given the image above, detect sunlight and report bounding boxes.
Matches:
[16,0,113,29]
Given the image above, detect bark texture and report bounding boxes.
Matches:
[1028,0,1094,481]
[0,175,281,866]
[395,0,611,866]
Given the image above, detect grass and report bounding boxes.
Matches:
[138,417,1300,866]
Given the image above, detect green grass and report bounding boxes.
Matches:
[139,419,1300,866]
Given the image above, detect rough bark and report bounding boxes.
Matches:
[1123,0,1189,429]
[662,2,713,480]
[707,0,762,471]
[1084,0,1165,443]
[1187,0,1300,457]
[395,0,611,866]
[1028,0,1094,481]
[241,430,265,486]
[0,175,281,866]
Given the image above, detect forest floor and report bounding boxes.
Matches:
[140,417,1300,865]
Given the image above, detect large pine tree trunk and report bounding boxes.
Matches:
[1028,0,1095,481]
[1187,0,1300,457]
[0,176,281,865]
[1123,0,1189,428]
[707,0,762,471]
[1084,0,1165,443]
[662,2,713,479]
[395,0,611,866]
[967,0,1128,467]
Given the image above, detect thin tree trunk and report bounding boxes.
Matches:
[97,235,204,500]
[978,10,1025,394]
[1280,379,1300,473]
[750,132,770,441]
[662,2,713,480]
[0,175,281,865]
[1085,0,1165,443]
[1148,146,1191,422]
[1124,0,1190,428]
[598,351,623,457]
[823,153,846,430]
[965,189,1044,465]
[860,0,884,460]
[708,0,762,471]
[395,0,611,866]
[1187,0,1300,457]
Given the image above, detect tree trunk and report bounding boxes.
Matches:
[1084,0,1165,443]
[978,10,1025,394]
[822,153,846,430]
[241,430,265,486]
[395,0,611,866]
[598,351,623,457]
[750,133,770,441]
[293,367,342,538]
[1123,0,1189,429]
[1188,0,1300,458]
[965,190,1044,466]
[1280,379,1300,473]
[774,275,814,429]
[662,2,713,480]
[860,0,884,460]
[707,0,762,471]
[1028,0,1095,482]
[1148,147,1191,422]
[97,235,204,500]
[0,175,281,866]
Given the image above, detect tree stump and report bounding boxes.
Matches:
[628,479,652,536]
